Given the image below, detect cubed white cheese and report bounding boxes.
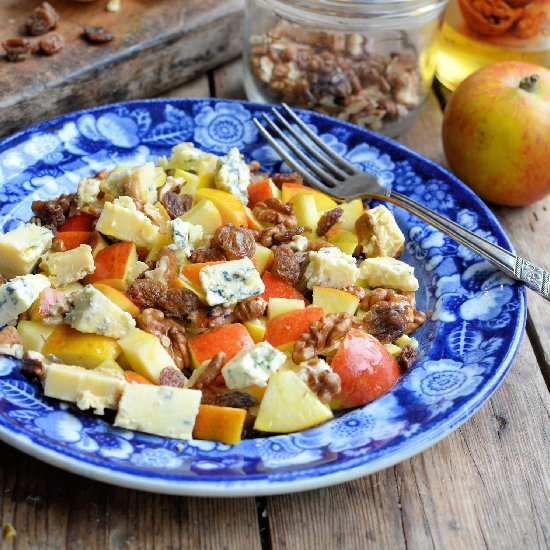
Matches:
[215,147,250,205]
[169,142,218,173]
[76,176,101,210]
[359,257,419,291]
[359,205,405,258]
[65,285,135,338]
[40,244,95,287]
[221,341,286,390]
[168,219,203,259]
[105,162,158,204]
[44,362,127,415]
[199,258,264,307]
[0,274,51,327]
[0,223,53,279]
[304,246,359,289]
[95,195,160,248]
[114,384,202,440]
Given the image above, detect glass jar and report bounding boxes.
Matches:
[436,0,550,91]
[243,0,449,137]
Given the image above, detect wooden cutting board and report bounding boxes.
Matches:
[0,0,244,139]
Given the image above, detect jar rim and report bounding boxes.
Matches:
[256,0,449,19]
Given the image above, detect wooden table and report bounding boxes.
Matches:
[1,58,550,550]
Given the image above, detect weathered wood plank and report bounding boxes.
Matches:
[213,58,247,100]
[0,442,262,550]
[0,0,244,138]
[163,75,211,99]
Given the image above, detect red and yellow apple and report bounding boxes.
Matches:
[90,242,140,290]
[442,61,550,206]
[264,306,324,348]
[261,272,305,302]
[330,329,401,409]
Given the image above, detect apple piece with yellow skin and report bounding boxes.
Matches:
[181,261,226,288]
[17,320,56,353]
[281,182,338,211]
[92,282,141,318]
[42,324,121,369]
[330,329,401,410]
[254,370,333,433]
[312,285,360,315]
[90,242,140,291]
[195,188,248,227]
[179,198,223,236]
[188,323,255,369]
[193,404,247,445]
[29,288,66,322]
[442,61,550,206]
[244,318,267,343]
[264,307,324,348]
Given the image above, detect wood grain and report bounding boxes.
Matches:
[0,0,244,138]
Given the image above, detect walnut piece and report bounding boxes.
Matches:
[189,352,226,390]
[253,198,297,228]
[233,296,268,322]
[259,224,304,248]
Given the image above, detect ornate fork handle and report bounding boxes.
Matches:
[377,189,550,301]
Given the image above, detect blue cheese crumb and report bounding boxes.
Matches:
[215,148,250,205]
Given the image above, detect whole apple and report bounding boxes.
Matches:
[442,61,550,206]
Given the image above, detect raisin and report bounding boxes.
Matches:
[213,224,255,260]
[26,2,59,36]
[316,207,343,237]
[188,247,226,263]
[398,345,417,370]
[2,38,36,62]
[83,26,115,44]
[161,192,192,219]
[39,32,65,55]
[362,302,407,344]
[271,172,303,189]
[159,367,187,388]
[201,391,258,409]
[272,245,301,285]
[127,280,167,310]
[159,288,201,319]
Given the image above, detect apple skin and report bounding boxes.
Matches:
[330,329,401,410]
[442,61,550,206]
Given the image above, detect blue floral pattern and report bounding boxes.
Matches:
[0,99,525,496]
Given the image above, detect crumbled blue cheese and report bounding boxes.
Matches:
[95,195,160,248]
[0,274,51,327]
[114,384,202,440]
[288,234,309,252]
[168,219,203,259]
[65,285,135,338]
[215,148,250,205]
[199,258,264,307]
[304,246,359,289]
[169,142,218,173]
[144,255,171,283]
[40,244,95,287]
[124,162,158,204]
[221,341,286,390]
[359,257,419,291]
[77,176,102,210]
[0,223,53,279]
[359,205,405,258]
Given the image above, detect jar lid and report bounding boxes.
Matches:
[258,0,448,25]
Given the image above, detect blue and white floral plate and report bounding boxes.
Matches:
[0,99,525,497]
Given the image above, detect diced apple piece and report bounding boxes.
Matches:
[92,283,140,318]
[261,272,305,302]
[264,307,324,348]
[188,323,254,369]
[17,320,56,353]
[117,328,177,383]
[247,179,281,209]
[175,169,215,197]
[193,404,247,445]
[267,297,305,320]
[58,212,97,233]
[52,231,93,252]
[90,242,141,291]
[43,324,121,369]
[181,261,226,288]
[325,227,359,255]
[28,288,65,322]
[125,371,154,385]
[88,232,109,258]
[195,188,248,227]
[94,358,125,377]
[244,318,267,343]
[253,244,274,275]
[312,286,360,315]
[293,192,320,231]
[243,205,266,232]
[179,198,223,236]
[254,370,333,433]
[335,199,364,232]
[281,182,338,211]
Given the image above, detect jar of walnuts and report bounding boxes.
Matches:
[243,0,449,137]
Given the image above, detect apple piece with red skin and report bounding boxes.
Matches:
[188,323,254,369]
[442,61,550,206]
[247,179,280,209]
[29,288,66,321]
[330,329,401,410]
[52,231,92,251]
[264,307,324,348]
[58,212,97,233]
[260,272,305,302]
[90,242,139,290]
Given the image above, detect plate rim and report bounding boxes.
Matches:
[0,97,527,496]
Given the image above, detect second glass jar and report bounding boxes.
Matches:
[243,0,449,137]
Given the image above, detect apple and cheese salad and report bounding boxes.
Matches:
[0,142,426,445]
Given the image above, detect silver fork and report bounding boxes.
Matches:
[253,104,550,302]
